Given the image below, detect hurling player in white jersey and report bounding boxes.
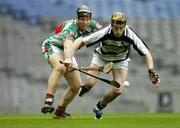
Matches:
[64,12,160,119]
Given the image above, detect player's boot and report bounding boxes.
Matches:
[79,85,91,97]
[53,106,71,119]
[41,96,55,114]
[93,106,103,119]
[53,112,71,119]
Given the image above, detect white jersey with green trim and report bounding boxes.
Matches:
[82,24,149,62]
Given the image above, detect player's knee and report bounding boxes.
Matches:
[71,83,81,92]
[114,91,122,96]
[84,79,96,88]
[113,87,124,95]
[54,64,65,73]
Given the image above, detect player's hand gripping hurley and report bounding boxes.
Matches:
[60,61,120,88]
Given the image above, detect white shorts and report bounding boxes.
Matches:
[42,42,78,67]
[91,53,130,70]
[51,45,78,67]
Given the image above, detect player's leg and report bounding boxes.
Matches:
[53,59,81,119]
[93,68,127,119]
[93,59,129,119]
[79,64,100,97]
[41,44,66,114]
[79,53,102,97]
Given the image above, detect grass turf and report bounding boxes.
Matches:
[0,113,180,128]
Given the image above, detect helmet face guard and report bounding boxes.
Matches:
[111,12,126,28]
[77,11,91,18]
[77,5,92,19]
[111,20,126,29]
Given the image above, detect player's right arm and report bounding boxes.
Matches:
[63,39,74,67]
[67,25,110,59]
[65,37,84,60]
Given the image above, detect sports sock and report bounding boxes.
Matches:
[46,93,54,98]
[44,93,54,105]
[96,100,107,110]
[79,84,92,96]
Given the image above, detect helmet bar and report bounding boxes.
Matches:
[77,12,91,18]
[78,10,91,13]
[112,20,126,26]
[111,12,126,27]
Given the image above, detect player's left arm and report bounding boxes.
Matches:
[144,51,160,87]
[127,27,160,87]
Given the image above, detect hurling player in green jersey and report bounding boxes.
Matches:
[41,5,102,119]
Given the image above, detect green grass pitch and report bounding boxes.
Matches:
[0,113,180,128]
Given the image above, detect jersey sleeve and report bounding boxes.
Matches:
[126,27,149,56]
[82,25,111,47]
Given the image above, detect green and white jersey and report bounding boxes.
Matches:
[42,19,98,50]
